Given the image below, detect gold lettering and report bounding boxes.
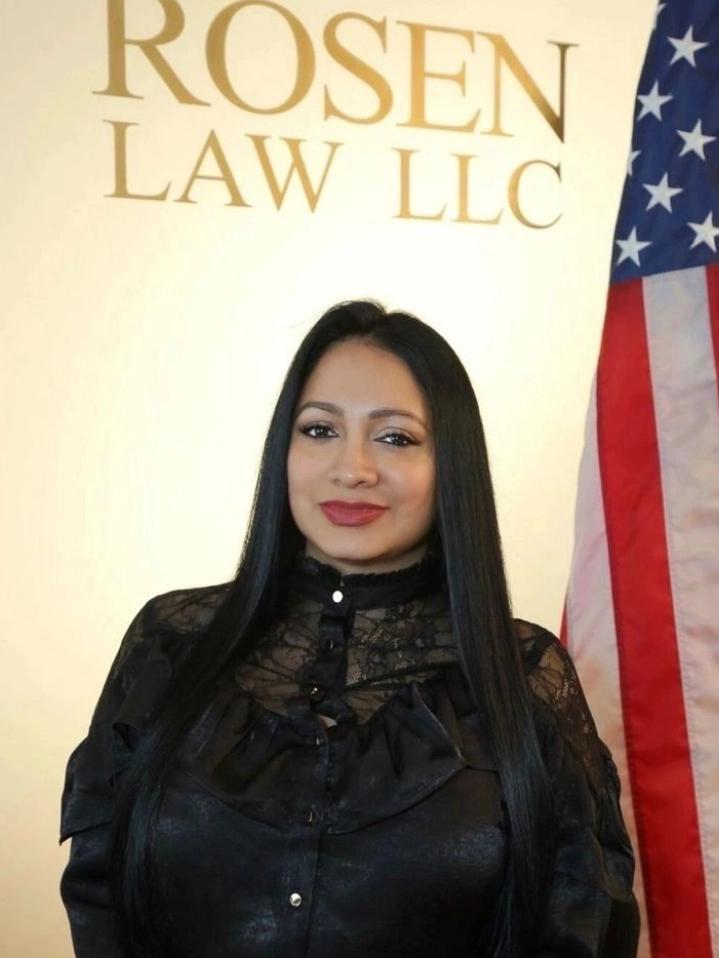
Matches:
[478,34,575,140]
[452,154,503,224]
[104,120,170,200]
[323,14,392,125]
[508,160,561,228]
[207,2,315,113]
[393,149,446,221]
[249,137,341,211]
[397,22,480,133]
[176,130,250,205]
[95,0,208,105]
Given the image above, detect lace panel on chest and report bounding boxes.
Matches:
[233,590,457,724]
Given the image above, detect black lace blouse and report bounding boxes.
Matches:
[60,557,639,957]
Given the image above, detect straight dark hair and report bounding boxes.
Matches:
[109,300,556,957]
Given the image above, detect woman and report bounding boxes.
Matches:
[60,300,640,958]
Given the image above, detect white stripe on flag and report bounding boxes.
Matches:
[564,376,649,958]
[643,266,719,956]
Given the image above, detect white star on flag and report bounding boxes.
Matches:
[616,227,652,265]
[687,212,719,251]
[668,27,708,66]
[637,81,673,120]
[627,150,641,176]
[643,173,683,212]
[677,120,717,159]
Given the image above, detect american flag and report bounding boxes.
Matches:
[562,2,719,957]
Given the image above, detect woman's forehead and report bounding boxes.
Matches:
[299,341,427,413]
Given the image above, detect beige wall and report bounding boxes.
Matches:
[1,1,656,954]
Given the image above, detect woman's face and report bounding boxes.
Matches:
[287,339,436,575]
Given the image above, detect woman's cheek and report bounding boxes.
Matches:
[288,445,312,490]
[395,459,435,506]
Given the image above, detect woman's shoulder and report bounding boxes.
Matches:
[139,581,233,635]
[86,582,234,729]
[109,582,233,678]
[512,617,606,786]
[512,617,579,702]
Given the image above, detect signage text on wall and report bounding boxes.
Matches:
[96,0,576,228]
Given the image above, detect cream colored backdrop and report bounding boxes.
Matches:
[1,1,656,955]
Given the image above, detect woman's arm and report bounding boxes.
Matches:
[59,601,152,958]
[60,815,119,956]
[59,585,227,956]
[520,625,640,957]
[535,739,640,957]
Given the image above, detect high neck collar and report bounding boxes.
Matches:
[289,552,443,610]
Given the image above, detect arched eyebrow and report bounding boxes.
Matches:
[296,401,428,428]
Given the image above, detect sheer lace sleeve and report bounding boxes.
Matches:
[517,621,640,958]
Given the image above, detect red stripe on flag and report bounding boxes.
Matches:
[707,264,719,409]
[597,279,711,958]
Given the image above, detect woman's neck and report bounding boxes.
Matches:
[302,541,429,577]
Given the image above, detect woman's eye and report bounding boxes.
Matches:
[377,431,417,447]
[299,423,336,439]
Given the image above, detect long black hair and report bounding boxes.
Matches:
[109,299,556,957]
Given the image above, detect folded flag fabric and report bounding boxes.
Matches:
[562,2,719,956]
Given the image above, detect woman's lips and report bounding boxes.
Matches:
[319,501,388,526]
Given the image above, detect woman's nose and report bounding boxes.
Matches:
[329,438,379,487]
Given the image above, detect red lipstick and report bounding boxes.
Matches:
[320,500,388,526]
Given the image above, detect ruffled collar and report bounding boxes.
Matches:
[289,551,443,610]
